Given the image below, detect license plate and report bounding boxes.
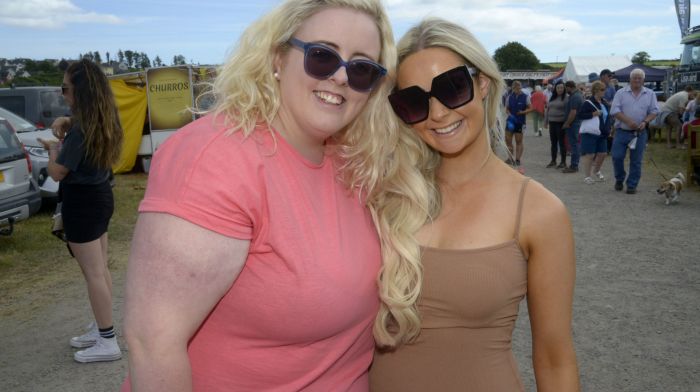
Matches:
[0,171,4,183]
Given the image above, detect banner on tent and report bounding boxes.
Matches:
[501,71,557,80]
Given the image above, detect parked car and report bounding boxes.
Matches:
[0,116,42,235]
[0,107,58,200]
[0,86,71,129]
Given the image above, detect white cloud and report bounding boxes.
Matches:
[387,4,583,56]
[387,1,686,62]
[0,0,123,29]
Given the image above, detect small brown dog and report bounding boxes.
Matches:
[657,172,685,205]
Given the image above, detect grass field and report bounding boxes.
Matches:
[0,173,146,316]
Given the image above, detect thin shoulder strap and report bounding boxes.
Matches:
[513,177,531,239]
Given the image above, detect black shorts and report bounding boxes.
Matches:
[61,181,114,243]
[507,123,524,134]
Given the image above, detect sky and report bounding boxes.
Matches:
[0,0,697,66]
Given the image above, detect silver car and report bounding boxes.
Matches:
[0,107,59,200]
[0,116,42,235]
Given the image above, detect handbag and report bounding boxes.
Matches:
[51,202,67,242]
[579,100,601,136]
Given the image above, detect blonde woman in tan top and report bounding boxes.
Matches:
[370,18,580,391]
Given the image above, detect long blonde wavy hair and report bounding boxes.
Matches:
[209,0,399,198]
[373,18,506,348]
[66,59,123,169]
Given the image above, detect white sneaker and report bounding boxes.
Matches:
[74,336,121,363]
[70,321,98,348]
[595,171,605,181]
[584,177,595,185]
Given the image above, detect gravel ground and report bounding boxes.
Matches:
[510,130,700,392]
[1,129,699,392]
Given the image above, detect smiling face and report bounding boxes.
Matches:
[273,7,381,150]
[396,47,489,157]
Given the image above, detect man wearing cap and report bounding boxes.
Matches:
[600,69,617,103]
[561,80,584,172]
[610,68,659,194]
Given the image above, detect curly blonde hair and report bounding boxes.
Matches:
[208,0,399,197]
[373,17,506,348]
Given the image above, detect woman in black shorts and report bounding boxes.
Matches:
[39,59,123,363]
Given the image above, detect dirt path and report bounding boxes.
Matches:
[510,130,700,392]
[1,131,699,391]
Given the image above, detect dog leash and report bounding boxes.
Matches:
[646,154,670,182]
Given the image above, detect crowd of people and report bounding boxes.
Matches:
[504,66,694,193]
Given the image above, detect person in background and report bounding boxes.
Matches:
[600,69,616,104]
[659,85,694,149]
[545,81,569,168]
[610,68,659,194]
[544,83,554,102]
[611,78,621,91]
[682,93,699,123]
[39,59,123,363]
[530,85,546,136]
[682,104,700,141]
[579,81,609,184]
[562,80,584,173]
[505,80,531,168]
[578,82,588,96]
[371,17,580,392]
[121,0,398,390]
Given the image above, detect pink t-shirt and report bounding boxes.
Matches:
[124,115,381,391]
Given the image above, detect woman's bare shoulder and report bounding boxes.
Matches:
[523,178,568,221]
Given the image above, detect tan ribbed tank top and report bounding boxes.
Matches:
[369,178,530,392]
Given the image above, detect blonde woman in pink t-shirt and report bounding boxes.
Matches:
[121,1,400,391]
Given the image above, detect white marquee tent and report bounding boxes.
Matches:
[563,56,632,83]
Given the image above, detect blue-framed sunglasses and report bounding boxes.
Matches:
[288,37,387,92]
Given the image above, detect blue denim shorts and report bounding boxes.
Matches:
[580,133,607,154]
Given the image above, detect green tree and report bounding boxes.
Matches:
[140,53,151,69]
[172,54,186,65]
[58,59,69,72]
[631,51,650,64]
[124,50,134,68]
[154,55,162,67]
[93,51,101,64]
[118,49,124,64]
[24,60,56,74]
[493,41,540,71]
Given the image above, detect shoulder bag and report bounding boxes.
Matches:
[579,100,601,136]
